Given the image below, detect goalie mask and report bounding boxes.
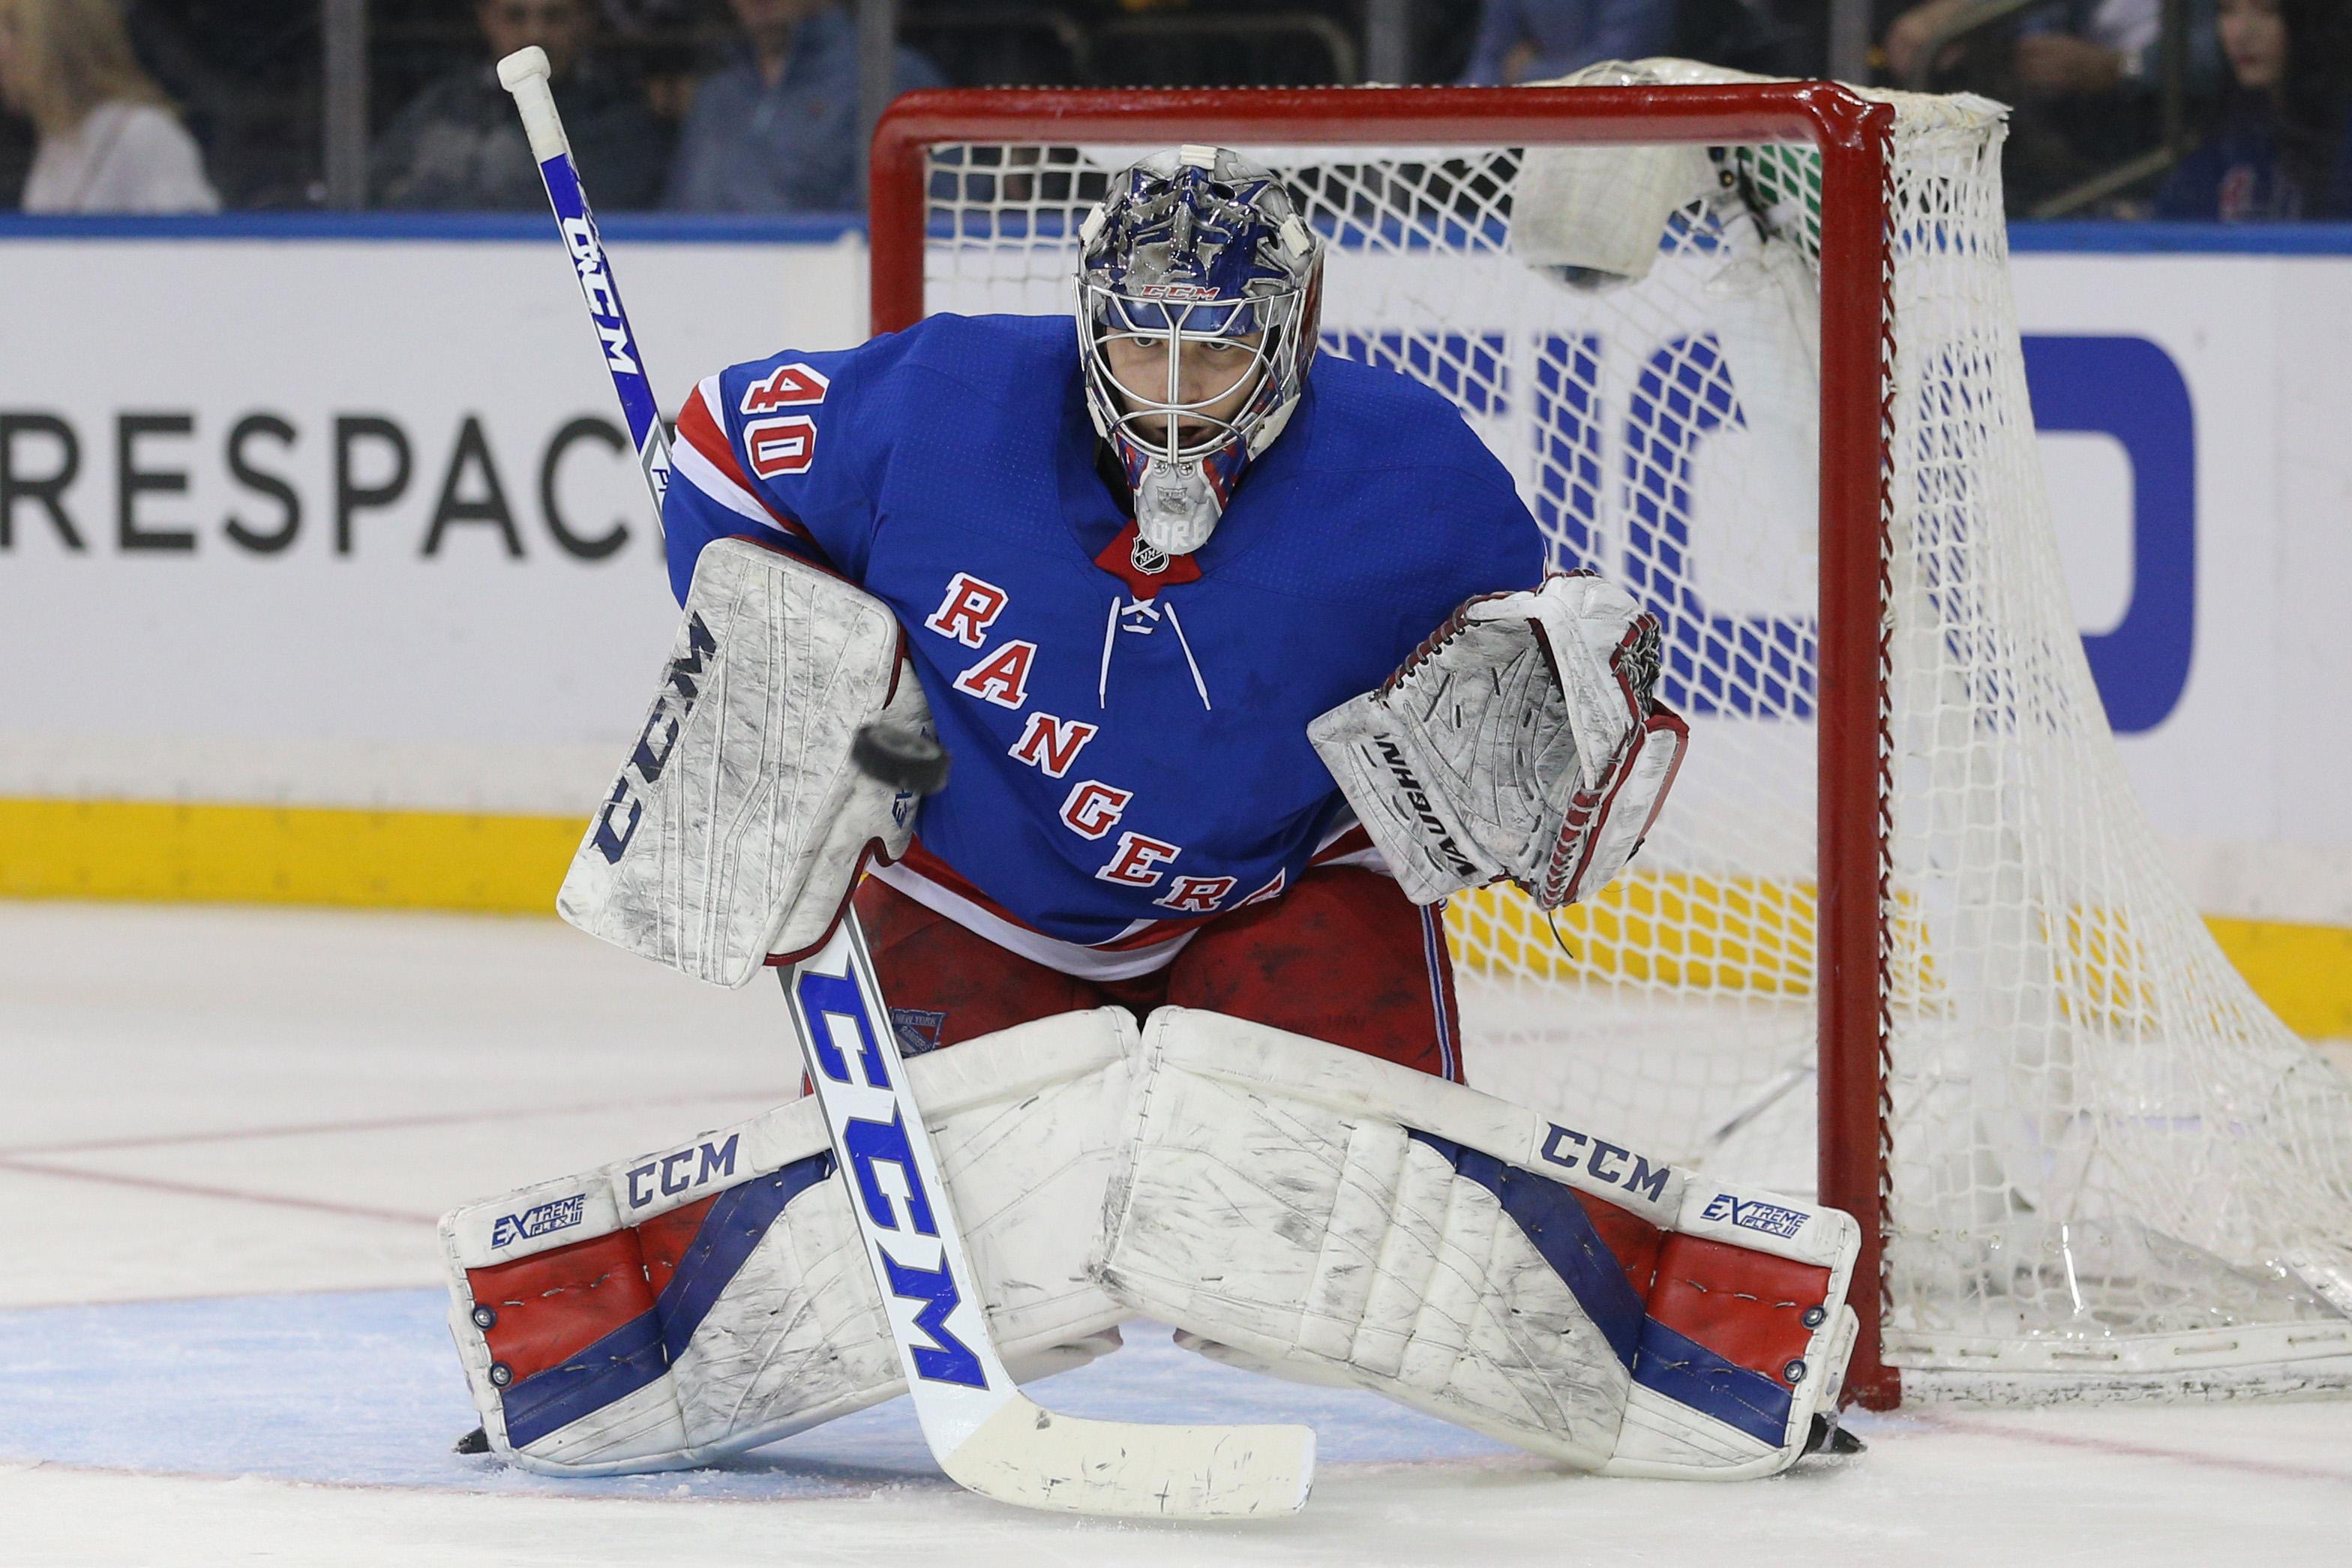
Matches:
[1076,145,1324,559]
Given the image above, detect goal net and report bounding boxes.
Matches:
[875,61,2352,1405]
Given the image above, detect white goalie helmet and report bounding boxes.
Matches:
[1075,145,1324,559]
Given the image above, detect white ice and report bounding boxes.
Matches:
[2,902,2347,1567]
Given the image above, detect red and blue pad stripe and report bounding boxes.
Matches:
[1406,1132,1828,1447]
[467,1153,833,1450]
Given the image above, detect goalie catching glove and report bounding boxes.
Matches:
[1310,571,1687,907]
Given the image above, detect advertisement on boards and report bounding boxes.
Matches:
[0,229,2344,935]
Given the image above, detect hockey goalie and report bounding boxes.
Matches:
[440,146,1862,1486]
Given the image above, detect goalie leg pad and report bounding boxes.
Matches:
[1097,1008,1858,1479]
[442,1008,1136,1476]
[1598,1177,1859,1480]
[557,537,933,988]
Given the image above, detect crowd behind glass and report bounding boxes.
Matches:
[0,0,2336,221]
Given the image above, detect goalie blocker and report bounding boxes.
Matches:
[446,1006,1856,1480]
[556,535,934,988]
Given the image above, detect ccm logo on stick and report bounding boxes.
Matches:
[560,217,637,373]
[1540,1123,1671,1203]
[796,970,986,1389]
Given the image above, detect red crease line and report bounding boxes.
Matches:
[0,1157,440,1228]
[1911,1407,2352,1486]
[0,1086,793,1159]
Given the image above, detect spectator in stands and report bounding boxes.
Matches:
[1882,0,2221,209]
[0,0,217,211]
[373,0,664,210]
[666,0,946,212]
[1455,0,1674,86]
[1885,0,2168,89]
[2158,0,2346,220]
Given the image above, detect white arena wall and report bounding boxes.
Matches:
[0,216,2344,1035]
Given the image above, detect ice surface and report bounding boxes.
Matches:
[0,1291,1510,1497]
[2,903,2348,1566]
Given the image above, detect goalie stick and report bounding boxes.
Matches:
[495,46,1315,1519]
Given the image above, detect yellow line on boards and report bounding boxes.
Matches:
[0,798,579,913]
[2203,916,2352,1042]
[2,797,2347,1040]
[1440,882,2352,1042]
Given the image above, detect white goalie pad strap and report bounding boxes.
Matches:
[1098,1009,1857,1479]
[440,1008,1135,1477]
[1307,571,1687,907]
[557,538,931,988]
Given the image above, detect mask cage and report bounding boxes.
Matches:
[1078,283,1300,467]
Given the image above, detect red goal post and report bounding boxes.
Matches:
[868,84,1905,1411]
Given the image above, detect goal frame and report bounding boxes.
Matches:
[869,84,1904,1411]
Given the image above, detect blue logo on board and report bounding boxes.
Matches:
[1324,329,2198,735]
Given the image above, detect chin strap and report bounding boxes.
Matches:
[1119,441,1231,556]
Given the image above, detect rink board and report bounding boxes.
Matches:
[0,217,2348,1036]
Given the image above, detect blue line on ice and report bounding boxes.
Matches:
[0,1289,1515,1501]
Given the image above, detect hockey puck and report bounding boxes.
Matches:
[852,722,952,796]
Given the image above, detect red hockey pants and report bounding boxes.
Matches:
[854,865,1464,1081]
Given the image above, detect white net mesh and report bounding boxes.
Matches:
[907,64,2352,1399]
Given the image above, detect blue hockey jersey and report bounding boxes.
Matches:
[663,313,1543,955]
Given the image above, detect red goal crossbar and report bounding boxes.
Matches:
[868,84,1902,1411]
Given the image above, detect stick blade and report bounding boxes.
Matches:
[942,1397,1316,1519]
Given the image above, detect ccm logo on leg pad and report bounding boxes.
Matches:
[1539,1123,1671,1203]
[626,1135,742,1210]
